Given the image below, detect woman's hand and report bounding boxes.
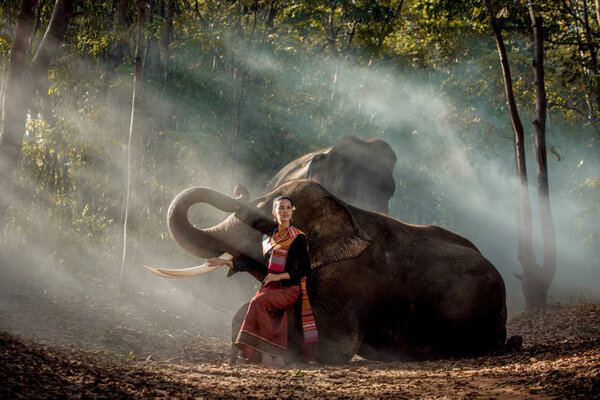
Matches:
[263,272,290,285]
[206,258,233,268]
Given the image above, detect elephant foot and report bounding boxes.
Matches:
[315,344,356,365]
[260,353,285,368]
[260,353,286,368]
[272,356,285,368]
[261,353,273,367]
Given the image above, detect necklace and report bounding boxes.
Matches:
[272,226,293,244]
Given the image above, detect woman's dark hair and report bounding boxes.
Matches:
[272,196,293,209]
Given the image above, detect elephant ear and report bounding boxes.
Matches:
[306,152,329,185]
[299,194,371,269]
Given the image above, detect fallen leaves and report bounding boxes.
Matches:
[4,326,598,399]
[1,275,600,399]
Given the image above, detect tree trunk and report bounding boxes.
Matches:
[582,0,599,73]
[103,0,131,232]
[26,0,74,127]
[526,1,557,309]
[582,0,600,113]
[0,0,38,176]
[162,0,174,88]
[105,0,130,107]
[120,0,146,294]
[109,0,129,68]
[596,0,600,28]
[483,0,539,310]
[29,0,74,86]
[230,56,243,186]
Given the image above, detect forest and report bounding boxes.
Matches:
[1,0,599,398]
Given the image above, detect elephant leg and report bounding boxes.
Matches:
[230,302,249,365]
[356,299,423,361]
[313,305,364,365]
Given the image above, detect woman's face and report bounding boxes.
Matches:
[272,199,293,225]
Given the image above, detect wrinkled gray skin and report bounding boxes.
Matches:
[267,137,396,214]
[167,180,507,364]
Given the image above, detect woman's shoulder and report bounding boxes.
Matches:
[291,226,307,237]
[292,228,307,239]
[291,232,308,248]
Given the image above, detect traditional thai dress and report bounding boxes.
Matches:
[235,226,318,363]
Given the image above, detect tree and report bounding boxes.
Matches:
[161,0,174,89]
[483,0,535,273]
[0,0,38,227]
[545,0,600,131]
[523,0,557,309]
[119,0,147,293]
[483,0,557,309]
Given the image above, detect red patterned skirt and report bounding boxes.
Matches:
[235,284,300,362]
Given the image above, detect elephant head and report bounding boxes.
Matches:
[267,137,397,214]
[167,180,372,280]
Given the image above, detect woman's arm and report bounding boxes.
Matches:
[206,257,265,272]
[263,272,290,285]
[206,258,233,268]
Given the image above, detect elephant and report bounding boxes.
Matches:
[167,179,507,364]
[267,137,396,214]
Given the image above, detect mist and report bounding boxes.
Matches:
[1,21,598,361]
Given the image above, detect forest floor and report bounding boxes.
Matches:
[1,272,599,399]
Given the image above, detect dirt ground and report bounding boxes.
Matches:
[1,275,599,399]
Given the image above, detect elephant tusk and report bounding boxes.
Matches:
[143,252,233,279]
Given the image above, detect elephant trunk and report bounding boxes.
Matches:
[167,187,244,259]
[233,200,276,235]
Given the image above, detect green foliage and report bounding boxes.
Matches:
[573,177,600,251]
[1,0,598,282]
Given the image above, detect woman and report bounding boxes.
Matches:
[206,196,317,367]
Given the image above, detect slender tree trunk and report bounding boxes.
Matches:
[582,0,599,73]
[230,56,242,186]
[109,0,129,67]
[0,0,37,175]
[146,0,174,213]
[328,2,339,55]
[120,0,146,294]
[580,0,600,115]
[596,0,600,28]
[105,0,129,107]
[483,0,540,310]
[527,1,557,308]
[162,0,174,89]
[103,0,131,239]
[27,2,43,62]
[29,0,74,85]
[328,3,340,102]
[26,0,74,122]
